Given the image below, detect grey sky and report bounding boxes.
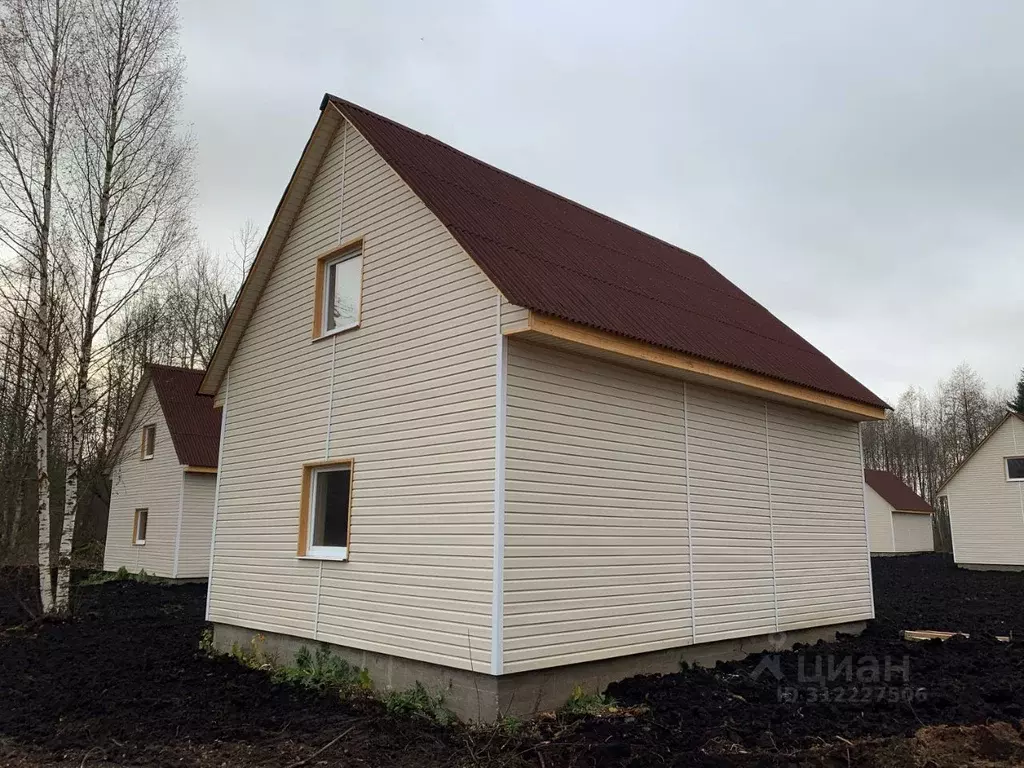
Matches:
[178,0,1024,404]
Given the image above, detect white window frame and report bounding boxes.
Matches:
[1005,456,1024,482]
[319,249,362,338]
[133,508,148,545]
[304,464,352,561]
[141,424,156,460]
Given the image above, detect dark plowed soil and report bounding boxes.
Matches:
[871,553,1024,638]
[2,554,1024,766]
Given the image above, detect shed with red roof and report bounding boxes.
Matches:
[863,469,934,553]
[197,95,887,719]
[103,365,221,579]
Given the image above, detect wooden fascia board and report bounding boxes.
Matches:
[184,465,217,475]
[198,107,343,396]
[505,311,886,422]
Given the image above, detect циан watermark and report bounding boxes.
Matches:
[750,652,927,704]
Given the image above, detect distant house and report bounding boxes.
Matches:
[103,365,221,579]
[197,94,887,720]
[937,412,1024,570]
[863,469,933,554]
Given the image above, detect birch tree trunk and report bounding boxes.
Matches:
[54,0,191,609]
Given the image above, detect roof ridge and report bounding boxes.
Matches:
[326,95,758,302]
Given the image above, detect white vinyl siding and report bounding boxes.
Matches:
[502,341,872,673]
[768,404,872,629]
[892,512,933,553]
[176,472,217,578]
[945,417,1024,567]
[208,116,496,670]
[103,384,182,578]
[865,485,896,553]
[503,341,690,673]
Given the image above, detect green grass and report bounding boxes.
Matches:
[560,684,618,716]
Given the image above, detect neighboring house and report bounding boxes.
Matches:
[197,94,888,719]
[103,365,221,579]
[937,412,1024,570]
[863,469,934,554]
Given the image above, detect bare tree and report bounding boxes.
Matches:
[0,0,77,612]
[54,0,192,610]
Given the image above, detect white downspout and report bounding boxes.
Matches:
[491,293,507,676]
[858,427,875,619]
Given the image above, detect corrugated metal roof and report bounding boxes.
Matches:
[149,365,221,468]
[327,95,886,410]
[864,469,933,513]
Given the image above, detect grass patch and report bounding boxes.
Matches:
[560,684,618,717]
[79,567,164,586]
[382,681,457,725]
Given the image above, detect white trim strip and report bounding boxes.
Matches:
[172,469,185,578]
[205,372,230,621]
[491,293,507,675]
[857,426,876,619]
[684,382,697,643]
[764,403,779,632]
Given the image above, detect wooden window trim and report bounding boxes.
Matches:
[132,508,148,545]
[297,458,354,559]
[311,238,364,341]
[140,424,156,460]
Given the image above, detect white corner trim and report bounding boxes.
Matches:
[683,382,697,643]
[491,293,507,676]
[857,427,876,619]
[206,371,230,620]
[764,403,779,632]
[172,469,185,579]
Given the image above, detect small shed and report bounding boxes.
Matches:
[937,412,1024,569]
[863,469,934,554]
[103,365,222,579]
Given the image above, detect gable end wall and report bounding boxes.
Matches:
[208,117,497,671]
[945,417,1024,566]
[103,384,183,577]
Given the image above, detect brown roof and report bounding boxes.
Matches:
[149,365,221,468]
[864,469,932,513]
[325,95,885,410]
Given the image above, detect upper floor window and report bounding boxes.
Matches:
[1007,457,1024,481]
[141,425,156,459]
[318,246,362,337]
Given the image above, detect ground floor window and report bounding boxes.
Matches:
[299,460,353,560]
[133,508,148,545]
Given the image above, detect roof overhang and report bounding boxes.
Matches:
[504,310,886,422]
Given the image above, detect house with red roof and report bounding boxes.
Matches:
[937,412,1024,569]
[103,365,221,579]
[197,95,887,719]
[863,469,934,554]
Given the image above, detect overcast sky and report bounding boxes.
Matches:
[177,0,1023,404]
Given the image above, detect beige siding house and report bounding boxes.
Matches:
[938,413,1024,569]
[863,469,933,554]
[200,95,888,719]
[104,365,221,579]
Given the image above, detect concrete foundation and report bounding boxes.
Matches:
[213,620,866,722]
[958,562,1024,572]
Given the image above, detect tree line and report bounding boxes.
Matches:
[0,0,252,612]
[861,363,1023,503]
